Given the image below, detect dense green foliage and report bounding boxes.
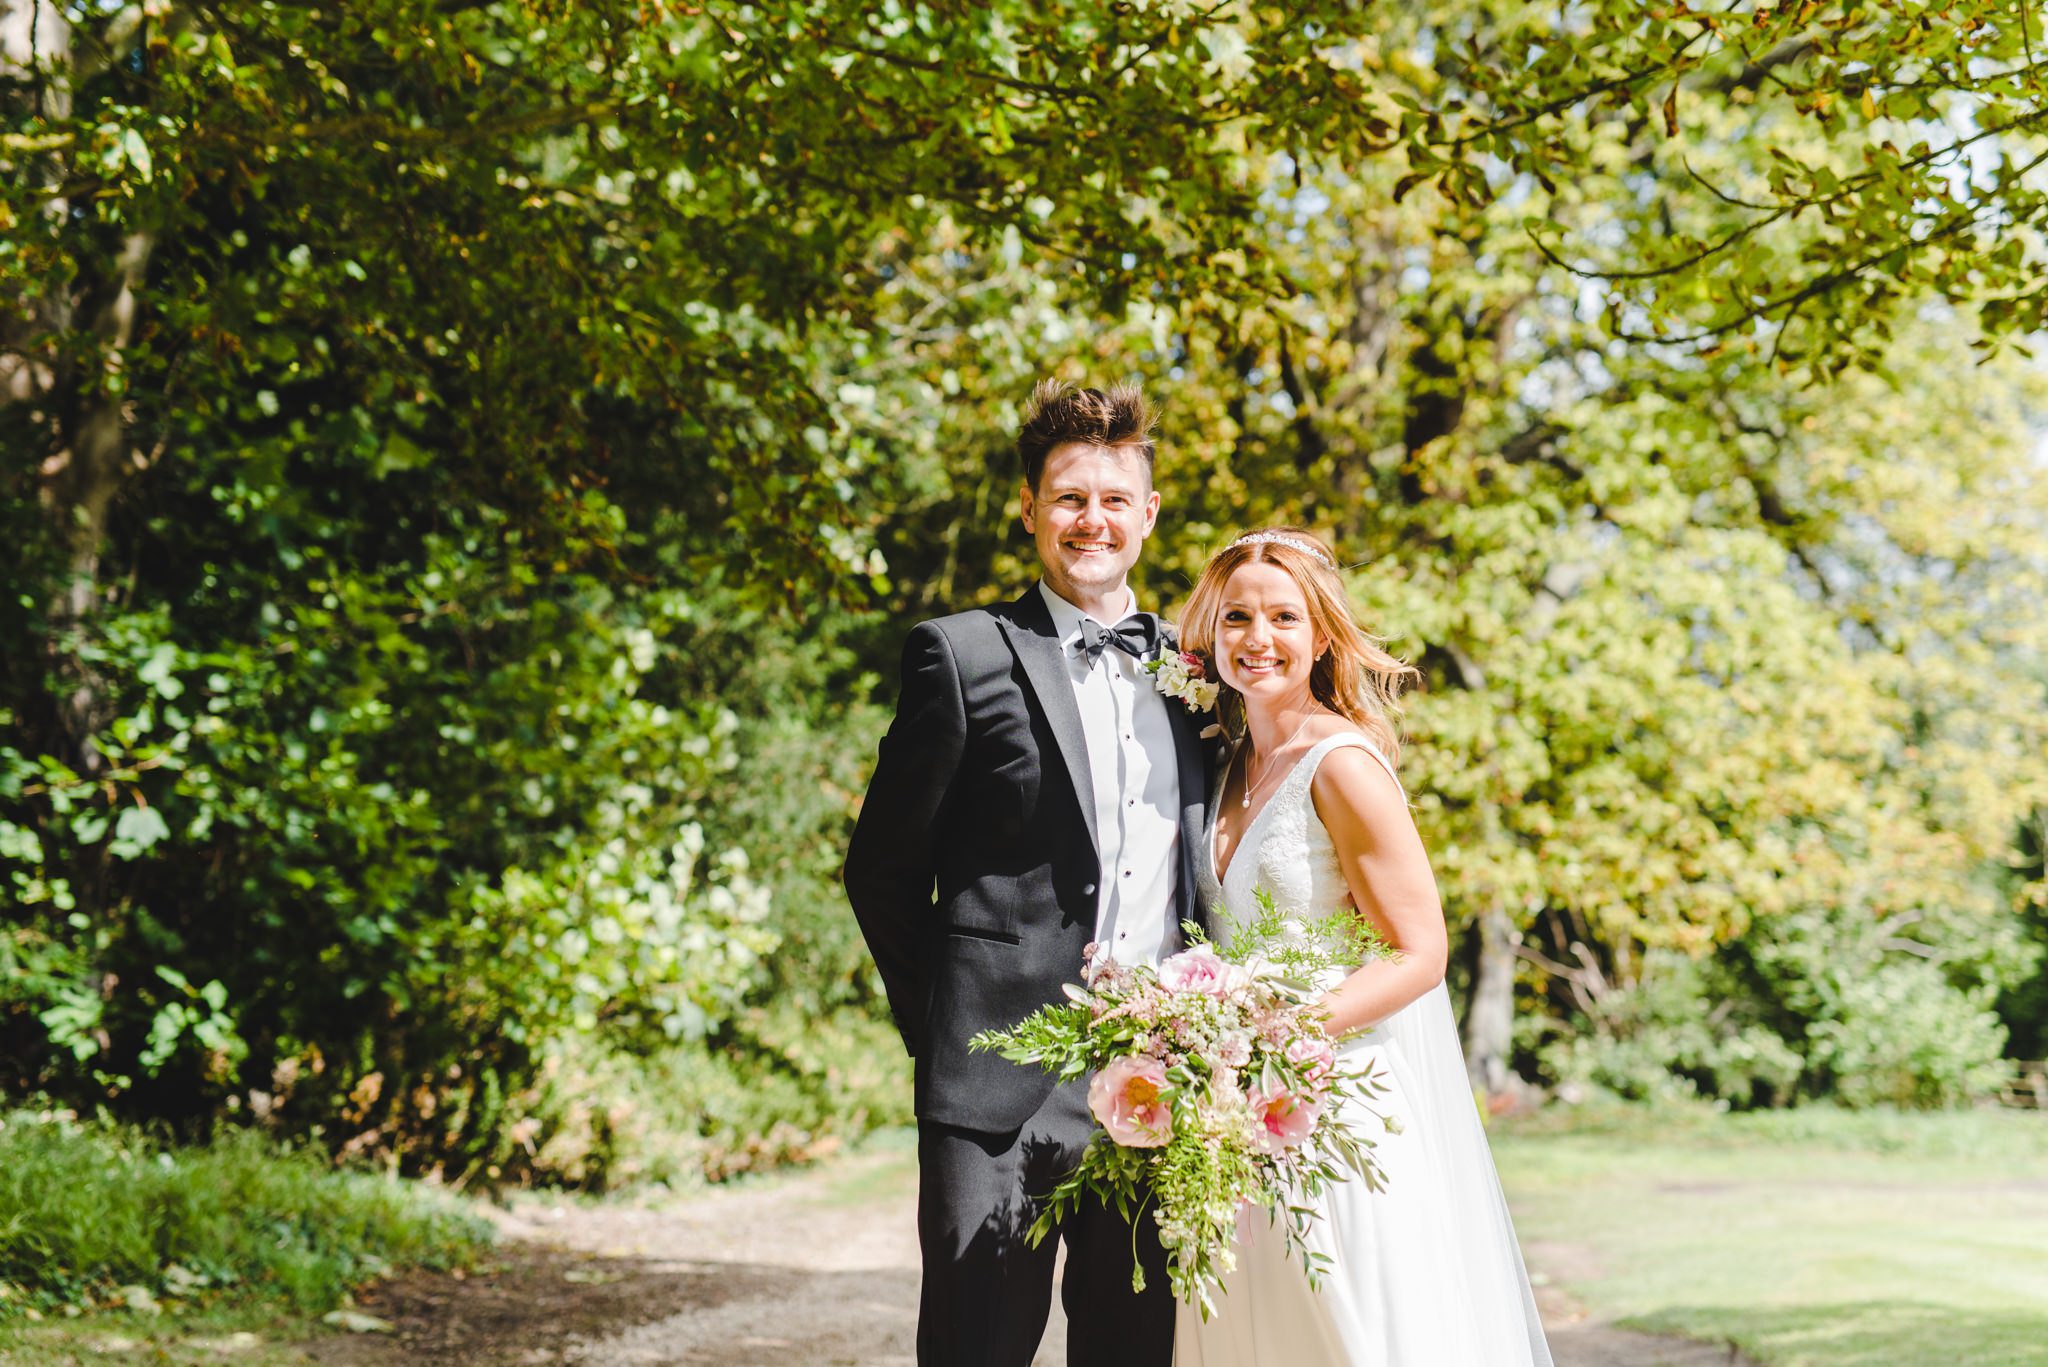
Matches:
[0,1108,487,1320]
[3,0,2046,1186]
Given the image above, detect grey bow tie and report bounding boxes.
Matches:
[1079,616,1159,667]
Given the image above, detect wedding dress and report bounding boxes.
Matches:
[1174,733,1554,1367]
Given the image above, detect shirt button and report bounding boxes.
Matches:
[1122,870,1132,878]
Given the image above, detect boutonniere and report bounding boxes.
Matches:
[1144,650,1220,719]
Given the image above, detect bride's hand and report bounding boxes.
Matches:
[1307,994,1339,1031]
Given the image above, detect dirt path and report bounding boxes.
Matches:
[305,1141,1754,1367]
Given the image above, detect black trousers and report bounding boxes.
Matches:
[916,1078,1175,1367]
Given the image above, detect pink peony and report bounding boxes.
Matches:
[1285,1034,1337,1089]
[1247,1082,1321,1153]
[1157,944,1249,999]
[1088,1055,1173,1148]
[1179,651,1207,678]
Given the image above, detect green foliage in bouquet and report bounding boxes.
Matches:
[1217,887,1399,992]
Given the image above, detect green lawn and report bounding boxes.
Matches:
[1493,1105,2048,1367]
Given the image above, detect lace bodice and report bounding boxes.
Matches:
[1210,733,1399,968]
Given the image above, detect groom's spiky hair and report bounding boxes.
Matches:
[1016,379,1157,491]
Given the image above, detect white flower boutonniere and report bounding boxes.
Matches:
[1145,651,1220,716]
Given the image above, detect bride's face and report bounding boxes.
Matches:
[1214,561,1327,708]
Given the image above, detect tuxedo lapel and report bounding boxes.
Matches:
[997,590,1099,855]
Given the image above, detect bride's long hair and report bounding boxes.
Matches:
[1179,526,1420,764]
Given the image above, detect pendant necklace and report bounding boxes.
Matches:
[1240,713,1318,809]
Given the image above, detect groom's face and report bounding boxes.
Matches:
[1020,442,1160,608]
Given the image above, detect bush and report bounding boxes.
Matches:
[1805,962,2012,1108]
[0,1108,488,1319]
[1540,951,1805,1108]
[1542,928,2015,1110]
[0,558,887,1179]
[1,528,780,1177]
[663,593,893,1019]
[514,1007,911,1191]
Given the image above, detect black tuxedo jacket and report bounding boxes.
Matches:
[843,586,1216,1133]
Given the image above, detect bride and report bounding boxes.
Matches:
[1171,527,1553,1367]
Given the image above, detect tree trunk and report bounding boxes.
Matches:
[43,229,155,779]
[1462,903,1518,1098]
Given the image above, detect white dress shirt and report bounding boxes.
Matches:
[1037,581,1182,968]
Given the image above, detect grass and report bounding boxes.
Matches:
[0,1107,489,1344]
[1492,1103,2048,1367]
[0,1300,358,1366]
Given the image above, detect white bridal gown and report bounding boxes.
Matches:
[1175,733,1554,1367]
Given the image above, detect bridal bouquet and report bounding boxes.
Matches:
[970,899,1392,1316]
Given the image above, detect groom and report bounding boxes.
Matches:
[844,380,1213,1366]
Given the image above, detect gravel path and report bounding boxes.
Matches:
[306,1143,1755,1367]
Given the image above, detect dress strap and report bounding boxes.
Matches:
[1299,732,1405,798]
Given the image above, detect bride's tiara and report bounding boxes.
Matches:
[1227,532,1336,570]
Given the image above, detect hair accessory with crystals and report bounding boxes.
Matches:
[1227,531,1336,570]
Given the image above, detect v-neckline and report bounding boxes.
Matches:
[1211,737,1328,890]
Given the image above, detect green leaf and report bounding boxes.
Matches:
[121,127,152,181]
[110,806,172,858]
